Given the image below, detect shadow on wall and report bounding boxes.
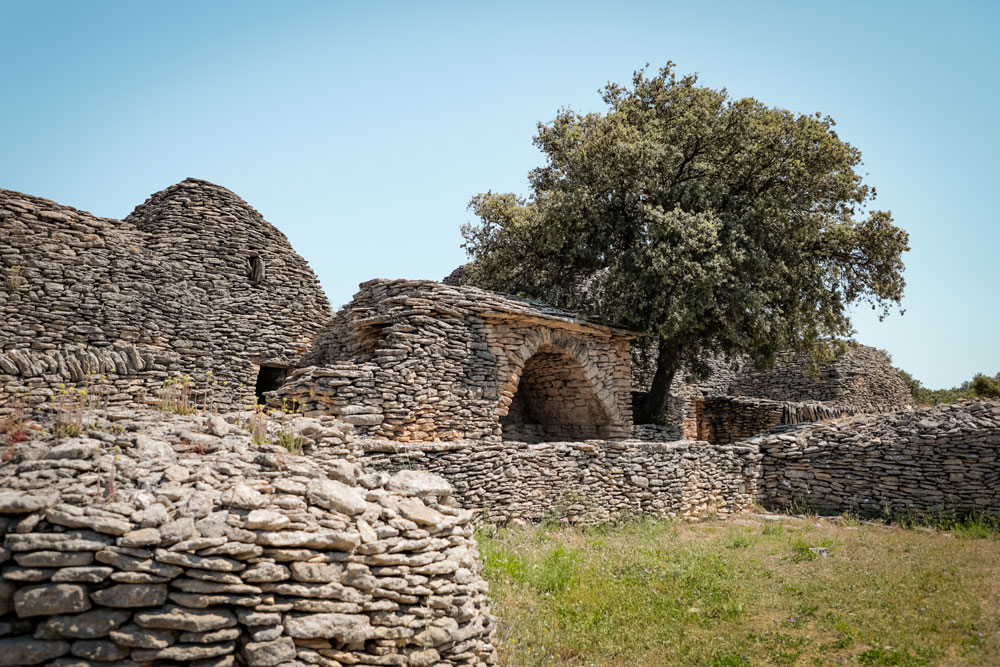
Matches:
[500,344,614,442]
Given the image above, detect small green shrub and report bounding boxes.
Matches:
[762,522,784,536]
[951,512,1000,540]
[532,544,579,594]
[726,530,752,549]
[51,382,88,437]
[788,537,834,563]
[971,373,1000,399]
[481,543,529,584]
[276,428,303,454]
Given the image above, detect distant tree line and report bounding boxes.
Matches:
[882,350,1000,405]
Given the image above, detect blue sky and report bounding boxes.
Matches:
[1,0,997,388]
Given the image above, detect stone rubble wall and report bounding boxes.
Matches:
[0,180,331,413]
[278,279,635,443]
[0,410,497,666]
[349,439,762,525]
[273,364,386,430]
[696,396,857,445]
[752,400,1000,516]
[632,345,914,443]
[729,345,913,414]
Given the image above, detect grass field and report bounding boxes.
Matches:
[478,514,1000,666]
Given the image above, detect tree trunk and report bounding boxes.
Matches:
[641,340,679,424]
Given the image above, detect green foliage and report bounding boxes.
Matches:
[462,63,909,420]
[971,373,1000,399]
[158,374,195,415]
[533,544,580,594]
[886,510,1000,540]
[890,361,1000,406]
[480,517,998,666]
[788,537,835,563]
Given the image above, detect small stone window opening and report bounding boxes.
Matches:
[247,253,266,287]
[255,365,290,404]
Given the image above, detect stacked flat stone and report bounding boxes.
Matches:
[349,438,761,524]
[696,397,857,445]
[633,345,914,444]
[278,279,636,443]
[0,410,497,666]
[752,399,1000,516]
[728,345,913,413]
[0,180,331,413]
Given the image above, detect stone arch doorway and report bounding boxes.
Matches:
[500,344,615,442]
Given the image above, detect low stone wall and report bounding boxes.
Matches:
[351,439,762,524]
[275,363,385,428]
[697,396,855,445]
[730,345,913,413]
[0,410,497,666]
[633,345,915,443]
[754,400,1000,516]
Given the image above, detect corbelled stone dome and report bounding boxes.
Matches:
[0,179,332,410]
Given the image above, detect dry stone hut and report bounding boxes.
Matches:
[638,345,914,444]
[0,179,331,411]
[276,279,637,443]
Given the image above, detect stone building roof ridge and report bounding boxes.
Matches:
[357,277,639,337]
[0,186,119,224]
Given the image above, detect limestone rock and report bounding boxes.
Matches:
[306,479,367,516]
[90,583,168,607]
[133,605,237,632]
[283,612,374,643]
[0,637,70,666]
[34,609,132,639]
[14,584,90,617]
[243,636,296,666]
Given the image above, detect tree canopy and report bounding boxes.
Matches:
[461,63,909,421]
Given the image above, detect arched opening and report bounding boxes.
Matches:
[500,346,614,442]
[255,364,290,404]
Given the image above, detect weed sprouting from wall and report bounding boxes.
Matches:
[51,382,89,437]
[158,374,195,415]
[275,398,305,453]
[5,264,23,290]
[240,397,305,453]
[1,387,30,461]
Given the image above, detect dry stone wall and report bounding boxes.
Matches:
[729,345,912,413]
[350,439,761,525]
[696,397,858,445]
[278,280,635,443]
[634,345,914,443]
[0,180,330,413]
[0,410,497,666]
[753,400,1000,516]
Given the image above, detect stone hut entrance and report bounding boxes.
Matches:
[500,345,615,442]
[256,364,291,403]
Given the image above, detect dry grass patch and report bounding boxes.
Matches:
[478,515,1000,666]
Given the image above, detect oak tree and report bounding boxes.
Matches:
[461,64,909,421]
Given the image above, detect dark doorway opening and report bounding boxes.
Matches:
[500,346,613,443]
[255,365,290,404]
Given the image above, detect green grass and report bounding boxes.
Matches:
[479,515,1000,666]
